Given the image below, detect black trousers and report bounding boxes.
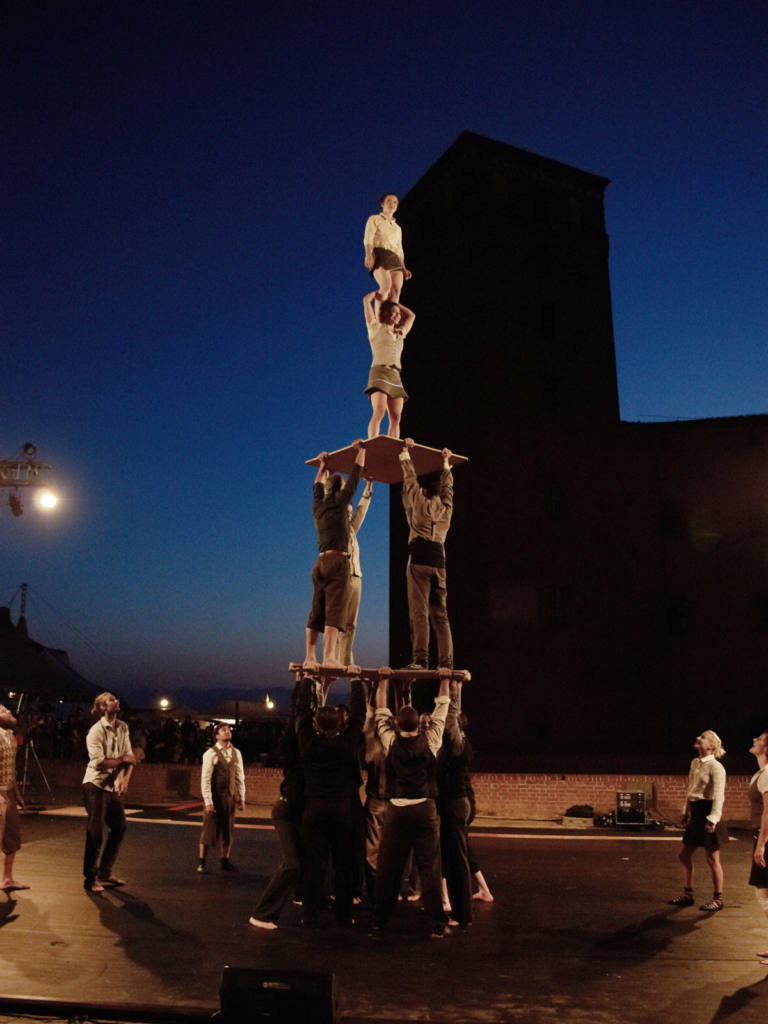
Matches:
[82,782,126,885]
[251,798,302,924]
[363,795,389,902]
[373,800,446,928]
[300,796,355,923]
[439,796,473,925]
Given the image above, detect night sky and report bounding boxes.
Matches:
[2,1,766,707]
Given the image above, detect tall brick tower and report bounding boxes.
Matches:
[389,132,627,760]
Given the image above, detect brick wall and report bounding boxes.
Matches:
[470,772,750,825]
[37,761,754,825]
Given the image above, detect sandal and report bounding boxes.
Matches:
[700,898,723,912]
[668,893,694,906]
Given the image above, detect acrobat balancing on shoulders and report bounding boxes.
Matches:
[363,290,415,440]
[363,193,411,303]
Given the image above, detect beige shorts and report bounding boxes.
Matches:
[0,790,21,855]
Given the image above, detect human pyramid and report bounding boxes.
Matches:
[248,193,488,937]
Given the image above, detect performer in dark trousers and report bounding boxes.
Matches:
[249,687,304,929]
[295,677,365,926]
[437,682,473,926]
[399,438,454,670]
[82,692,136,893]
[371,671,451,938]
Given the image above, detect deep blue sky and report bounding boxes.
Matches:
[2,1,766,706]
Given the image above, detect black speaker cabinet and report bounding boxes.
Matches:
[219,966,337,1024]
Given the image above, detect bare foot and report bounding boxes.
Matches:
[1,880,30,892]
[322,658,345,670]
[249,917,278,930]
[303,656,319,670]
[473,891,494,902]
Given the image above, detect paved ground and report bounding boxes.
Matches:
[1,806,767,1023]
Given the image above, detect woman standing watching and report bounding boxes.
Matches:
[669,730,727,912]
[747,731,768,962]
[363,193,411,303]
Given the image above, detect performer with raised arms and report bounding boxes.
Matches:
[363,291,415,439]
[304,440,366,670]
[399,438,454,671]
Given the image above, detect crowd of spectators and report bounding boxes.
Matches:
[12,706,286,766]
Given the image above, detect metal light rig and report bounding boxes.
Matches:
[0,443,56,516]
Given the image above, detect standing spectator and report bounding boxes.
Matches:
[669,730,726,912]
[0,703,27,893]
[747,730,768,963]
[198,724,245,873]
[82,692,136,893]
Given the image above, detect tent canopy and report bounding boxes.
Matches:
[0,606,100,702]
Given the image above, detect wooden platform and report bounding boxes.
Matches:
[305,435,468,485]
[289,663,470,682]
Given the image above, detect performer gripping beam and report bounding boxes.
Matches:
[304,440,366,671]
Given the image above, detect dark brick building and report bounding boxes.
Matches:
[388,131,768,764]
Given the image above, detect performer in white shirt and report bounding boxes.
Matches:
[363,193,411,303]
[363,290,415,439]
[747,730,768,963]
[669,730,726,912]
[198,724,245,873]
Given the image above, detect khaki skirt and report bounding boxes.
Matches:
[371,247,404,274]
[365,364,408,400]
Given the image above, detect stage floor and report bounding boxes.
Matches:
[2,808,768,1023]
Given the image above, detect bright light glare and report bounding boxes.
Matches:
[159,698,170,709]
[34,489,58,510]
